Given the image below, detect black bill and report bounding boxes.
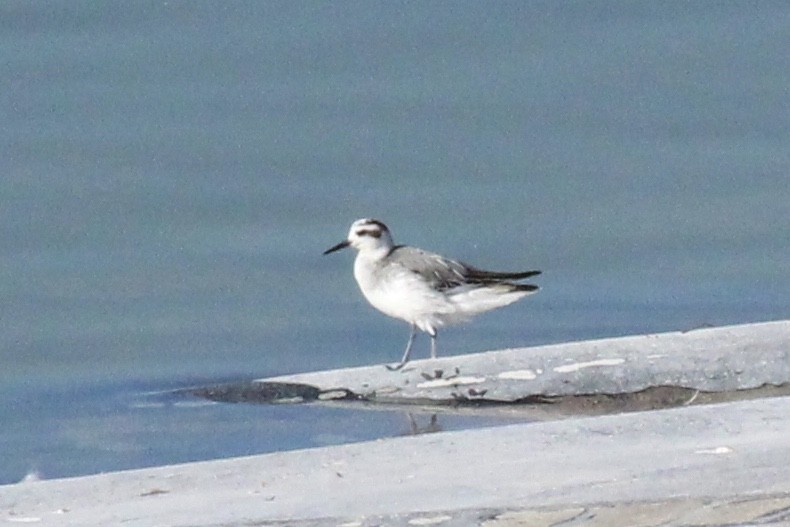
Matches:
[323,240,351,255]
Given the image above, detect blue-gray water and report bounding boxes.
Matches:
[2,1,788,484]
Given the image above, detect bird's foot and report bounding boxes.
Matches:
[419,367,461,381]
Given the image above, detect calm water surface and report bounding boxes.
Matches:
[1,1,788,484]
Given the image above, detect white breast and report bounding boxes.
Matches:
[353,253,460,329]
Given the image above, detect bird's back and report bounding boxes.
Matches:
[373,245,539,325]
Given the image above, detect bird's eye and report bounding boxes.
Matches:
[355,229,381,239]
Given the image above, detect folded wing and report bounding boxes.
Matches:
[387,246,541,292]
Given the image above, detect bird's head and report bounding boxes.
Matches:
[324,218,394,255]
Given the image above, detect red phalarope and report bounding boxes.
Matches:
[324,218,541,370]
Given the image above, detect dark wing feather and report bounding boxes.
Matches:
[387,246,541,291]
[463,266,541,281]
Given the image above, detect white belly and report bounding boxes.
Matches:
[353,255,461,331]
[352,253,530,333]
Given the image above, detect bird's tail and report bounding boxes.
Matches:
[448,282,538,315]
[464,267,542,282]
[510,283,539,292]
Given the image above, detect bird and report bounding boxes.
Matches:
[323,218,541,370]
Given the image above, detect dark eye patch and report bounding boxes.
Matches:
[362,219,388,231]
[355,229,382,238]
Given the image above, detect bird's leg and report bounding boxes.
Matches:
[386,323,417,371]
[413,329,442,379]
[429,328,438,359]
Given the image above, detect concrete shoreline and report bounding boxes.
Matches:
[3,320,789,526]
[255,320,789,406]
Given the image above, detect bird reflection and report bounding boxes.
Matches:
[403,413,442,435]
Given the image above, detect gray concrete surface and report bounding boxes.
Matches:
[2,396,789,526]
[4,320,788,526]
[324,493,790,527]
[257,320,789,405]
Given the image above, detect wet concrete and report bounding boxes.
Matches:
[195,321,790,417]
[3,320,788,526]
[2,395,788,526]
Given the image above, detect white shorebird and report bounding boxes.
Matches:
[324,219,541,370]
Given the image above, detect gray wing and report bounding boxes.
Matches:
[385,246,468,290]
[386,246,541,291]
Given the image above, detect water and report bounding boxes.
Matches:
[1,1,788,484]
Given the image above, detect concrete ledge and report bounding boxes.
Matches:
[231,320,790,407]
[363,493,790,527]
[4,321,788,526]
[2,396,789,526]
